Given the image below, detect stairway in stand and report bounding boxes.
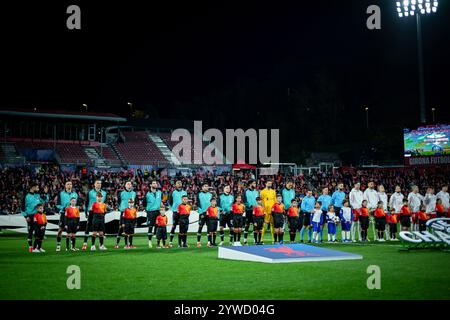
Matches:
[148,132,181,166]
[84,147,108,168]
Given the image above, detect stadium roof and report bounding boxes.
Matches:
[0,108,127,122]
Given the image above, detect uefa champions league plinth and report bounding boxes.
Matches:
[218,243,363,263]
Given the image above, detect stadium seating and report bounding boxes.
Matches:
[14,140,91,164]
[10,135,171,166]
[113,131,169,165]
[57,143,91,164]
[0,143,26,164]
[0,143,18,159]
[158,132,177,149]
[15,141,54,150]
[94,146,122,166]
[159,131,206,163]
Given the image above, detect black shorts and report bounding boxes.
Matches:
[58,213,66,229]
[220,213,233,228]
[302,211,311,226]
[92,215,105,232]
[389,223,397,234]
[172,212,180,226]
[253,216,264,231]
[418,220,427,232]
[245,210,253,224]
[85,211,94,232]
[232,214,244,228]
[375,217,386,231]
[359,216,369,230]
[179,215,190,233]
[66,218,79,234]
[288,216,299,232]
[147,210,159,227]
[156,226,167,240]
[124,219,136,234]
[34,225,46,239]
[400,215,411,228]
[207,218,218,233]
[273,213,284,228]
[198,213,207,227]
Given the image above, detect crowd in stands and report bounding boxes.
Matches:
[0,164,449,215]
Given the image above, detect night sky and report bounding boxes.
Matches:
[1,0,449,164]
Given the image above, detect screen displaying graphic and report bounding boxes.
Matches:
[404,124,450,157]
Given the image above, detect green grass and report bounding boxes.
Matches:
[0,230,449,300]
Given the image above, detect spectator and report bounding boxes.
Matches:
[0,165,448,215]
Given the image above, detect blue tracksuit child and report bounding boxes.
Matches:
[311,208,324,243]
[326,210,337,242]
[339,205,353,242]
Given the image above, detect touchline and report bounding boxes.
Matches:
[170,120,280,167]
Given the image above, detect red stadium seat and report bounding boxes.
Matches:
[113,131,169,165]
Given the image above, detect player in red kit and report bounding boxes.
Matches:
[65,197,80,251]
[206,198,219,247]
[252,197,265,245]
[435,199,445,218]
[32,204,47,253]
[271,195,285,244]
[91,193,109,251]
[231,195,245,246]
[386,209,399,241]
[417,204,430,232]
[156,207,168,249]
[359,200,370,242]
[177,195,191,248]
[287,199,299,243]
[399,199,411,231]
[374,201,387,241]
[122,198,138,249]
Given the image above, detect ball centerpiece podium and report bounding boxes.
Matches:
[218,243,363,263]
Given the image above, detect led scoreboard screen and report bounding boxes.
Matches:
[404,124,450,157]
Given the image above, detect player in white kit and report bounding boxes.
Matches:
[349,182,363,242]
[408,185,424,232]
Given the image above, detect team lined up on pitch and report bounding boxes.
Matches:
[23,179,449,252]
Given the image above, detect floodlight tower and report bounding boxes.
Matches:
[396,0,439,124]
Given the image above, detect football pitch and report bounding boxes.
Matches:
[1,231,449,300]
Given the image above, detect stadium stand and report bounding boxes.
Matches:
[94,145,123,166]
[148,132,181,165]
[159,131,206,163]
[0,109,133,167]
[57,143,91,164]
[0,143,25,164]
[113,131,169,165]
[14,140,91,164]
